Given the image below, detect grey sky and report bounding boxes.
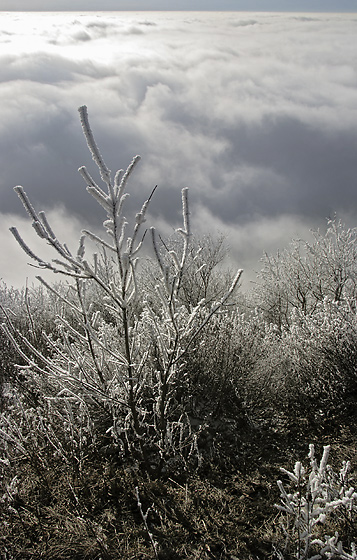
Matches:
[1,0,357,11]
[0,11,357,288]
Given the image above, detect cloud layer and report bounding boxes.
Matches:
[2,1,357,11]
[1,12,357,288]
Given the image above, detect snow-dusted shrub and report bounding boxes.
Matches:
[255,220,357,329]
[275,444,356,560]
[1,106,242,476]
[183,308,278,412]
[0,282,62,409]
[0,388,96,481]
[181,282,356,430]
[275,297,357,414]
[221,293,356,421]
[159,233,236,310]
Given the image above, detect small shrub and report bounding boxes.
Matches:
[1,106,242,477]
[275,444,356,560]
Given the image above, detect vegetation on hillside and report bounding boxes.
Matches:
[0,107,356,559]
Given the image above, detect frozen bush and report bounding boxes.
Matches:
[275,444,356,560]
[1,106,242,476]
[255,220,357,329]
[277,298,357,414]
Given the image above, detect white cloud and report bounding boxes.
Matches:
[1,12,357,288]
[189,205,318,287]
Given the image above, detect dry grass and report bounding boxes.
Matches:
[1,406,356,560]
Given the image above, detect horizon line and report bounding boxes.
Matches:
[1,9,356,13]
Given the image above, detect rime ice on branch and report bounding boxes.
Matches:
[6,105,243,475]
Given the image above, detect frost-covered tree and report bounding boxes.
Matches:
[141,233,238,313]
[255,219,357,328]
[1,106,242,475]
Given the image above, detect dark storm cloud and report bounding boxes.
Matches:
[0,11,357,287]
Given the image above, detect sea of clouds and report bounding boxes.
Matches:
[1,11,356,288]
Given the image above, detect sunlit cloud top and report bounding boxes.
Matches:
[0,12,357,288]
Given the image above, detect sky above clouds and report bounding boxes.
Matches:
[1,1,357,11]
[0,11,357,289]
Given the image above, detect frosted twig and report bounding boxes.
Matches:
[135,487,159,560]
[82,230,116,253]
[78,105,111,185]
[116,155,141,200]
[86,187,111,212]
[38,211,56,240]
[78,165,103,192]
[181,187,190,238]
[13,186,38,222]
[151,227,165,274]
[179,268,243,358]
[9,227,49,267]
[35,276,82,314]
